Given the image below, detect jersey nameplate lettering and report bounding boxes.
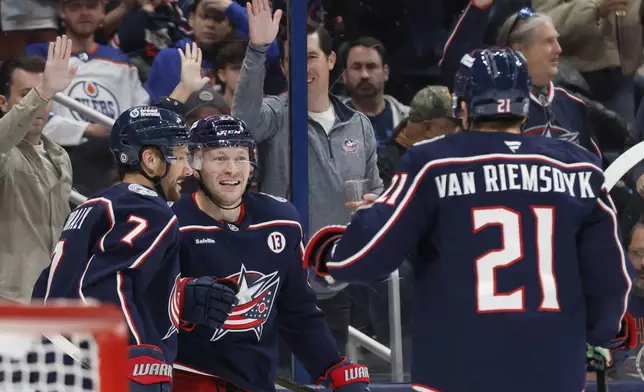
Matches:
[62,206,93,232]
[435,164,595,199]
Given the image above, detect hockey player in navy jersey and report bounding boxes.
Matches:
[303,48,636,392]
[171,115,370,392]
[32,106,239,392]
[440,0,602,157]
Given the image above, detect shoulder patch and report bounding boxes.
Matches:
[128,183,158,197]
[259,192,288,203]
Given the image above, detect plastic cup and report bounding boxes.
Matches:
[344,179,368,214]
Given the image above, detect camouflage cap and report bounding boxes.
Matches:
[407,86,452,122]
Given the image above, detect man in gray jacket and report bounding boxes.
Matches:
[232,0,384,237]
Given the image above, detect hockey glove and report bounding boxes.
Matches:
[303,226,346,277]
[317,357,370,391]
[128,345,172,392]
[587,312,637,372]
[179,277,239,331]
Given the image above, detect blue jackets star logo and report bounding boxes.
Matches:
[209,264,280,342]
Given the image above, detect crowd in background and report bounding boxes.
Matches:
[3,0,644,383]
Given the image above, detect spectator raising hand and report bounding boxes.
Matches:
[0,34,75,302]
[179,42,211,93]
[39,35,78,100]
[247,0,282,46]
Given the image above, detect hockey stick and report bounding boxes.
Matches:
[275,376,317,392]
[603,139,644,191]
[596,368,608,392]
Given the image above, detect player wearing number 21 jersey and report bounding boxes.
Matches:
[32,107,238,392]
[304,49,635,392]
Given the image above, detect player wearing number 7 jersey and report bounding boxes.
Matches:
[32,106,239,392]
[304,48,636,392]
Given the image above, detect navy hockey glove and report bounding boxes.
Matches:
[178,277,239,331]
[303,226,346,278]
[128,345,172,392]
[587,312,637,371]
[317,357,370,391]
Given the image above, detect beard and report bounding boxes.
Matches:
[66,21,98,39]
[347,80,383,99]
[161,178,183,202]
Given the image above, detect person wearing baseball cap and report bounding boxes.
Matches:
[183,86,230,124]
[377,85,459,186]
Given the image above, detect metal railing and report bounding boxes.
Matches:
[55,92,406,380]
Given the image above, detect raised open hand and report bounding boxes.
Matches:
[178,42,210,94]
[247,0,282,46]
[40,35,78,100]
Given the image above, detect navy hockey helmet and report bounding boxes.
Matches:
[452,48,531,121]
[110,106,192,168]
[189,115,258,172]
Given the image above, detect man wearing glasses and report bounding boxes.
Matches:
[441,0,601,156]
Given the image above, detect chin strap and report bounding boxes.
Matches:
[137,162,171,201]
[196,171,243,211]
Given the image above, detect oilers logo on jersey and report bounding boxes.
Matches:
[68,80,120,121]
[210,264,280,342]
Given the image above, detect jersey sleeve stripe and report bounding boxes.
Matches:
[129,215,178,269]
[248,220,303,230]
[179,225,222,232]
[596,197,632,329]
[77,254,96,303]
[438,2,471,67]
[554,87,585,105]
[327,153,603,270]
[116,270,142,345]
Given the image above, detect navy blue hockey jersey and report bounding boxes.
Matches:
[172,192,341,392]
[32,183,182,362]
[440,2,600,157]
[324,132,631,392]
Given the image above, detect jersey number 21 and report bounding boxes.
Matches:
[472,206,560,313]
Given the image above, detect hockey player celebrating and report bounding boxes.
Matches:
[32,106,240,391]
[304,48,636,392]
[171,115,370,392]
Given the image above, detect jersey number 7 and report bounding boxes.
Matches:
[472,206,560,313]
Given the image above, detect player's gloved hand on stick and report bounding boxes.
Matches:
[317,357,370,391]
[303,226,346,278]
[128,345,172,392]
[587,312,637,372]
[179,276,239,330]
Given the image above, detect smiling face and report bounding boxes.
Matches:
[150,145,193,201]
[197,146,252,207]
[306,32,335,99]
[514,20,561,87]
